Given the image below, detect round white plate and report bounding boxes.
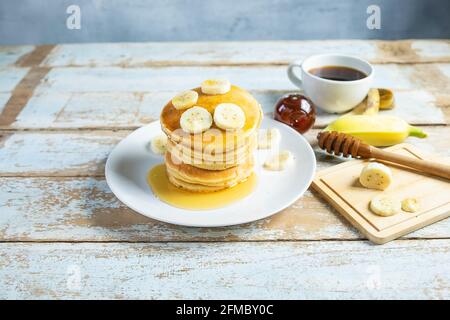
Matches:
[105,117,316,227]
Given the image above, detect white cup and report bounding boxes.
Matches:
[287,54,374,113]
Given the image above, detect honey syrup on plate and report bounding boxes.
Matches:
[147,164,257,210]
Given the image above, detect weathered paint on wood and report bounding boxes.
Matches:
[24,64,447,93]
[0,63,447,128]
[8,89,445,129]
[0,45,34,67]
[38,40,450,67]
[0,41,449,299]
[2,176,450,242]
[0,127,448,177]
[0,177,357,241]
[0,67,29,92]
[0,131,127,176]
[1,241,449,299]
[0,93,10,113]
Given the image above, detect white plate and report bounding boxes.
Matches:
[105,117,316,227]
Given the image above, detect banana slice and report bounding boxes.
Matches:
[359,162,392,190]
[402,198,419,213]
[151,134,168,155]
[180,106,212,134]
[213,103,246,130]
[201,79,231,95]
[171,90,198,110]
[258,128,281,149]
[264,150,293,171]
[370,195,401,217]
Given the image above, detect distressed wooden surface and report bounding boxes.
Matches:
[0,41,449,299]
[6,40,449,68]
[1,241,449,299]
[2,177,450,242]
[0,64,447,128]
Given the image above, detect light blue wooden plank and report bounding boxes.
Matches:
[42,41,379,66]
[32,64,449,94]
[0,67,28,92]
[1,176,450,242]
[0,131,126,176]
[0,46,34,66]
[0,93,11,113]
[0,241,449,299]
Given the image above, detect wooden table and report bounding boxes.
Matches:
[0,40,449,299]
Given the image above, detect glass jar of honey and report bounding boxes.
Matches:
[274,94,316,134]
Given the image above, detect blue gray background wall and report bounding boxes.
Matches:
[0,0,449,45]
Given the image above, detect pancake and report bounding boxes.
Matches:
[166,134,256,165]
[167,174,227,192]
[168,151,241,170]
[159,82,262,193]
[161,85,263,151]
[165,152,253,188]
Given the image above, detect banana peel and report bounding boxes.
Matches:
[379,88,395,110]
[345,88,380,116]
[324,115,427,147]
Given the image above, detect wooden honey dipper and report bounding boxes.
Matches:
[317,131,450,180]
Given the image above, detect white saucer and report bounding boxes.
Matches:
[105,117,316,227]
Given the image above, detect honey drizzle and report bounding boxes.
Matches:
[147,164,257,210]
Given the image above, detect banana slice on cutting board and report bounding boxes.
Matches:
[359,162,392,190]
[213,103,246,130]
[151,134,168,155]
[370,195,401,217]
[258,128,281,149]
[180,106,212,134]
[402,198,420,213]
[172,90,198,110]
[264,150,293,171]
[201,79,231,95]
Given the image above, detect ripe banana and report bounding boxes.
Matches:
[258,128,281,149]
[324,115,427,146]
[171,90,198,110]
[180,106,212,134]
[213,103,246,130]
[264,150,293,171]
[359,162,392,190]
[370,195,401,217]
[401,198,419,213]
[201,79,231,95]
[151,134,168,155]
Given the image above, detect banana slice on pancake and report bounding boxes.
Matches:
[172,90,198,110]
[201,79,231,95]
[213,103,246,130]
[180,106,212,134]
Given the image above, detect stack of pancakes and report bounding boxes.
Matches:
[160,85,263,192]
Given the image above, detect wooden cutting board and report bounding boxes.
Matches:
[312,143,450,244]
